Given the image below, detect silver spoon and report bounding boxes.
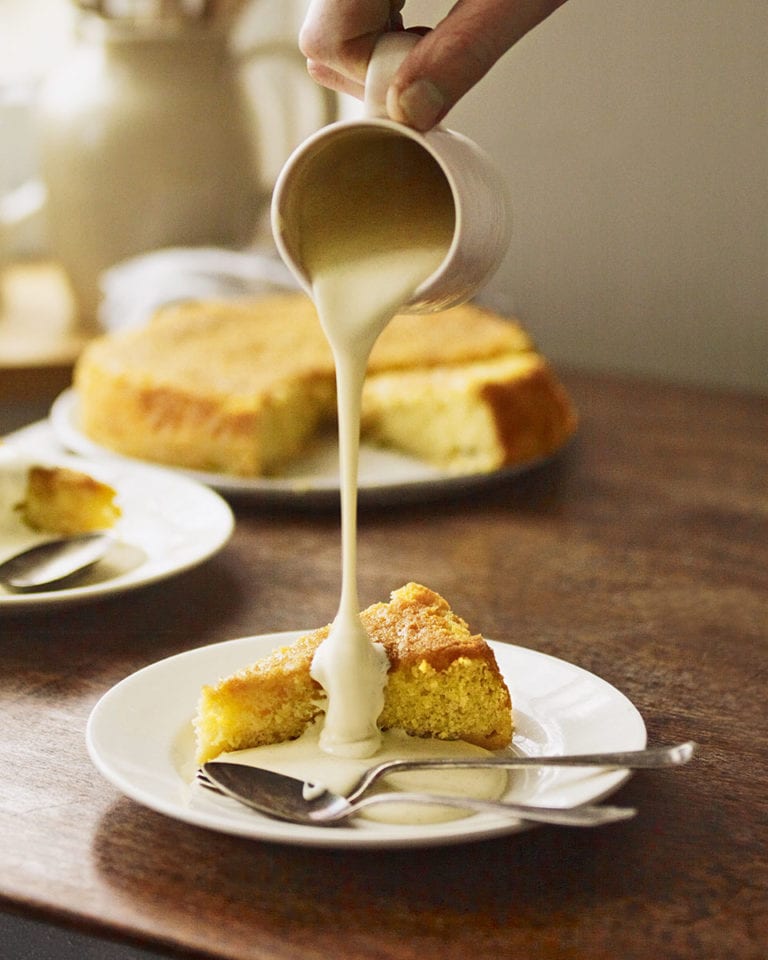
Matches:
[198,764,636,827]
[313,741,696,803]
[202,740,694,811]
[0,532,115,591]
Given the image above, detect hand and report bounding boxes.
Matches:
[300,1,569,131]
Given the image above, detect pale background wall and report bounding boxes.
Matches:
[404,0,767,393]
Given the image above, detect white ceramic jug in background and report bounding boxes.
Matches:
[21,11,335,329]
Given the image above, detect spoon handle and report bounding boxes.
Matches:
[349,742,696,801]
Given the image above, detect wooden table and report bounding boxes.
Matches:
[1,371,766,960]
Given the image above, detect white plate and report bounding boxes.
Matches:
[86,635,646,849]
[51,390,558,505]
[0,445,234,610]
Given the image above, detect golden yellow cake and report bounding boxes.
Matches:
[362,353,574,474]
[74,293,576,476]
[194,582,513,764]
[17,466,121,535]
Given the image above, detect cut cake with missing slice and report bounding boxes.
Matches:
[194,583,513,764]
[73,293,576,477]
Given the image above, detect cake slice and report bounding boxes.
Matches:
[194,583,513,764]
[18,466,121,535]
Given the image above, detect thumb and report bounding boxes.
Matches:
[387,0,568,130]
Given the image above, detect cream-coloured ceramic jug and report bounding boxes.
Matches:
[31,13,335,328]
[272,33,510,315]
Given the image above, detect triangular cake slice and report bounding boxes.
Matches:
[194,583,513,764]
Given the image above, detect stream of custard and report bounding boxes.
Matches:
[303,134,454,759]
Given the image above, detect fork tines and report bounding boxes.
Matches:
[196,769,222,793]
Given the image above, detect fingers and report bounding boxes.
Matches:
[300,0,404,100]
[299,0,569,130]
[388,0,569,129]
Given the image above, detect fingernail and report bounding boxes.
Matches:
[389,79,446,131]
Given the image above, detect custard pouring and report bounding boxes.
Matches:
[270,32,511,771]
[272,32,511,315]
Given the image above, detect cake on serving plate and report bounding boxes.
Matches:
[74,293,577,477]
[194,582,513,764]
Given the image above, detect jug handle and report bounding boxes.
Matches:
[364,31,420,120]
[235,39,338,130]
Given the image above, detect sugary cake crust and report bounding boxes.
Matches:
[359,581,496,670]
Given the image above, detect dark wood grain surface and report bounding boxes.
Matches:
[1,371,766,960]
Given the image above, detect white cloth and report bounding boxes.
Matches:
[98,246,297,331]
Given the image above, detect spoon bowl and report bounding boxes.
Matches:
[0,532,115,591]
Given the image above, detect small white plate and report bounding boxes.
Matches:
[0,445,234,610]
[86,635,646,849]
[51,390,558,505]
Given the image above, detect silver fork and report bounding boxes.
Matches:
[196,765,637,827]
